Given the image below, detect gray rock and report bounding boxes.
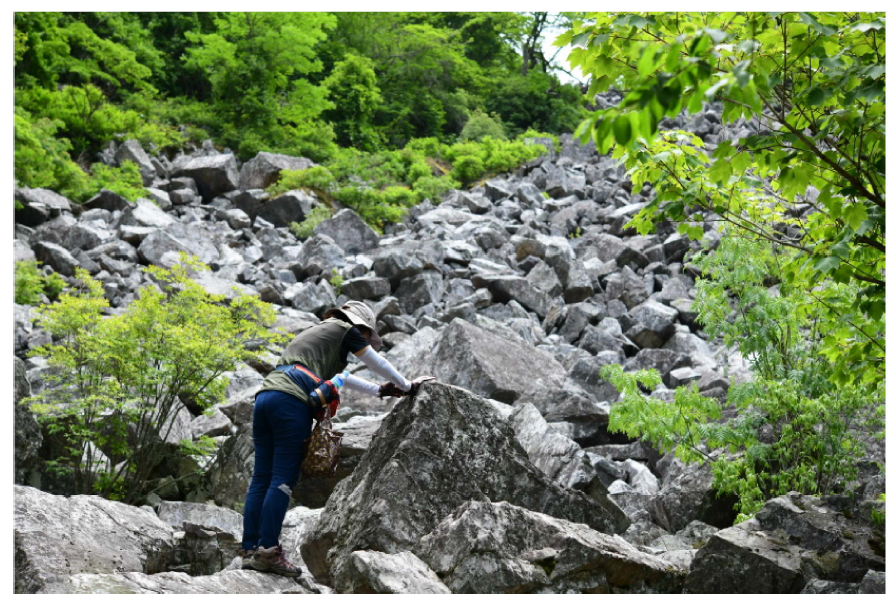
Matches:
[314,208,380,254]
[585,233,649,269]
[623,459,660,495]
[458,191,492,214]
[15,186,72,227]
[510,404,620,512]
[625,300,679,349]
[172,154,240,201]
[626,349,692,387]
[120,198,176,228]
[190,407,232,439]
[291,234,346,279]
[300,382,631,586]
[649,461,738,533]
[35,569,305,594]
[340,551,450,594]
[238,189,320,229]
[668,366,701,388]
[238,151,315,190]
[33,241,80,276]
[14,485,175,593]
[157,501,243,539]
[373,241,443,286]
[414,500,682,593]
[484,179,514,201]
[395,270,443,314]
[15,358,42,484]
[527,260,563,297]
[648,520,719,552]
[664,332,716,368]
[205,428,254,511]
[471,273,550,318]
[14,238,36,262]
[83,189,132,212]
[859,569,885,594]
[424,318,566,405]
[115,139,156,185]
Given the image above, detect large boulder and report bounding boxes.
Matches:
[372,241,444,286]
[35,570,310,594]
[471,273,550,318]
[172,154,240,201]
[313,208,380,254]
[685,493,886,593]
[205,428,254,510]
[421,318,566,405]
[14,486,175,593]
[509,403,625,523]
[625,300,679,349]
[340,551,451,594]
[649,461,738,533]
[238,151,315,190]
[15,186,73,227]
[300,382,631,586]
[33,241,80,276]
[414,500,684,593]
[395,270,443,314]
[120,197,176,229]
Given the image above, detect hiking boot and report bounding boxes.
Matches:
[252,544,303,577]
[243,548,265,571]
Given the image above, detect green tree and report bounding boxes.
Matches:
[561,12,885,388]
[322,54,384,151]
[184,12,336,159]
[26,257,287,503]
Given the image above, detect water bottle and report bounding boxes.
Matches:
[331,370,350,389]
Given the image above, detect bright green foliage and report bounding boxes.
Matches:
[268,166,336,198]
[184,12,336,160]
[323,54,384,151]
[26,257,287,502]
[86,161,148,202]
[459,109,507,141]
[602,236,884,522]
[270,134,546,228]
[562,12,885,389]
[289,205,332,240]
[15,261,65,305]
[329,268,344,294]
[14,106,91,200]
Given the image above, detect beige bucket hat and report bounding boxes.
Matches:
[324,301,382,351]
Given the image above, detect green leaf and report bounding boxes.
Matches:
[798,13,837,36]
[613,115,632,146]
[815,256,840,273]
[843,203,868,230]
[571,32,591,48]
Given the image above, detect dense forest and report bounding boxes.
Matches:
[14,12,583,219]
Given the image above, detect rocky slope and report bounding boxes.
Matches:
[14,105,885,593]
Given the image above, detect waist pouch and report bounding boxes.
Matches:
[275,364,338,411]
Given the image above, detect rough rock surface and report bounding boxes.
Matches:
[685,493,886,593]
[14,485,175,593]
[414,500,684,593]
[238,151,315,190]
[340,551,450,594]
[301,382,631,586]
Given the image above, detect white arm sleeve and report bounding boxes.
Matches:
[342,374,380,397]
[354,348,412,391]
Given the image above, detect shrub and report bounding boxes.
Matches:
[14,106,91,201]
[15,261,65,305]
[451,155,485,185]
[602,236,885,522]
[459,108,507,142]
[268,166,336,198]
[26,256,286,502]
[87,161,148,202]
[289,204,332,239]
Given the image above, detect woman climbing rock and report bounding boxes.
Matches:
[240,300,428,576]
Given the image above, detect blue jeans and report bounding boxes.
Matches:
[242,390,314,550]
